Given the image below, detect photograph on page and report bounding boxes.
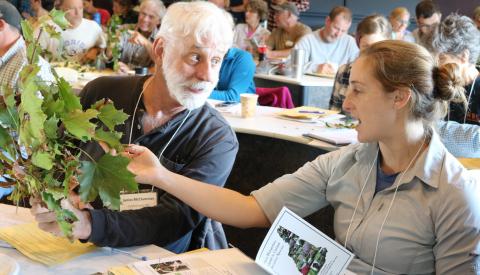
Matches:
[255,207,354,275]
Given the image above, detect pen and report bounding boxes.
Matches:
[0,241,14,249]
[110,247,148,261]
[298,110,324,114]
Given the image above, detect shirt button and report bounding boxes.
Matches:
[137,124,141,129]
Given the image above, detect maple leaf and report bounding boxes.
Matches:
[95,101,129,131]
[32,150,54,170]
[44,116,59,139]
[94,129,123,151]
[57,77,81,112]
[61,109,98,141]
[49,9,70,29]
[78,154,137,209]
[0,126,11,148]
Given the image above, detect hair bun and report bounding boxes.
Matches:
[432,63,466,102]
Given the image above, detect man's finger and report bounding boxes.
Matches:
[38,221,62,237]
[34,211,57,223]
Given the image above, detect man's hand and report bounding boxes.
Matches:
[316,63,337,75]
[30,196,93,240]
[127,30,150,47]
[116,61,131,74]
[81,48,100,64]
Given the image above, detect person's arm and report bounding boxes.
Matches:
[432,174,480,274]
[209,49,256,102]
[435,120,480,158]
[124,144,271,229]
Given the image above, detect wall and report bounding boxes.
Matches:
[299,0,419,31]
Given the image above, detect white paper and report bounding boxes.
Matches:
[304,128,358,145]
[256,207,354,275]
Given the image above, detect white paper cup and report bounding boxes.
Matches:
[240,94,258,118]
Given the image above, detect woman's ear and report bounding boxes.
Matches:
[393,87,412,110]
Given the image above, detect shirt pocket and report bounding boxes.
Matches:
[160,155,186,173]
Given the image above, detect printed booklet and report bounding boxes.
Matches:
[130,207,354,275]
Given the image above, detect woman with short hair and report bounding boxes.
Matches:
[389,7,415,42]
[232,0,270,57]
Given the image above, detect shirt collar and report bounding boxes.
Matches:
[0,37,25,67]
[354,127,446,189]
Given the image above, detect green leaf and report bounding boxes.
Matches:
[43,24,61,40]
[0,126,11,148]
[44,116,59,139]
[57,78,81,112]
[97,102,129,131]
[20,20,34,42]
[49,9,70,29]
[61,109,98,141]
[78,154,137,209]
[42,191,77,239]
[94,129,122,151]
[32,151,54,170]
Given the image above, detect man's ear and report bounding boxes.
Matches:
[393,87,412,110]
[152,38,165,64]
[0,19,6,32]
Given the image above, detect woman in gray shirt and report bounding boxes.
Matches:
[124,40,480,274]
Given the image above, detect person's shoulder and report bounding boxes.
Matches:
[295,22,312,33]
[195,104,235,133]
[81,75,144,105]
[81,18,102,30]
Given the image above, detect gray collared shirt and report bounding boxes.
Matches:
[252,132,480,274]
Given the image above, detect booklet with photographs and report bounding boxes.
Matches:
[130,207,354,275]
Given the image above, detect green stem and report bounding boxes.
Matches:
[66,144,96,163]
[29,28,43,64]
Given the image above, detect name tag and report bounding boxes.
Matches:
[120,190,157,211]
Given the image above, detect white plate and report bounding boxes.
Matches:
[0,253,20,275]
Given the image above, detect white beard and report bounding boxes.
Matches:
[162,55,217,110]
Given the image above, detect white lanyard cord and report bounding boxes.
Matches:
[344,148,379,249]
[370,134,427,274]
[464,75,478,124]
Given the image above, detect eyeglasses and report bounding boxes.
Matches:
[396,19,409,25]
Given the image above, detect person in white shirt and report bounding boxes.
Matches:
[232,0,270,58]
[295,6,358,75]
[37,0,106,63]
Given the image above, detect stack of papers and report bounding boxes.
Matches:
[277,106,338,123]
[0,222,95,266]
[304,128,358,145]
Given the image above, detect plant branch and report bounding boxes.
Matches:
[29,28,43,64]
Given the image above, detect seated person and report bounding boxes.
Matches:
[83,0,111,26]
[266,0,310,31]
[27,0,54,28]
[329,14,480,158]
[412,0,441,49]
[232,0,270,58]
[430,13,480,125]
[107,0,165,72]
[266,2,311,59]
[330,14,391,111]
[112,0,138,24]
[389,7,415,43]
[295,6,358,75]
[31,2,239,253]
[209,47,256,102]
[120,40,480,274]
[37,0,106,63]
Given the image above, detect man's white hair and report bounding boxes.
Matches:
[156,1,234,52]
[139,0,166,19]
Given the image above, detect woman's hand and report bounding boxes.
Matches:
[123,144,166,186]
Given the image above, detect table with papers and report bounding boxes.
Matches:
[0,203,173,275]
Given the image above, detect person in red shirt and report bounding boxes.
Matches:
[83,0,111,26]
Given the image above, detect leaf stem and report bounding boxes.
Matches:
[29,28,43,64]
[66,144,96,163]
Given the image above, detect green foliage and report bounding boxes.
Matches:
[0,12,137,238]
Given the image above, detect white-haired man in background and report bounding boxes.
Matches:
[31,2,239,253]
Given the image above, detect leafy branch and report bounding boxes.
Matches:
[0,10,138,238]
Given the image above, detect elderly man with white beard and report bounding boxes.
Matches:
[29,2,239,253]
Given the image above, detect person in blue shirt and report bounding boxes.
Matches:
[209,47,256,102]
